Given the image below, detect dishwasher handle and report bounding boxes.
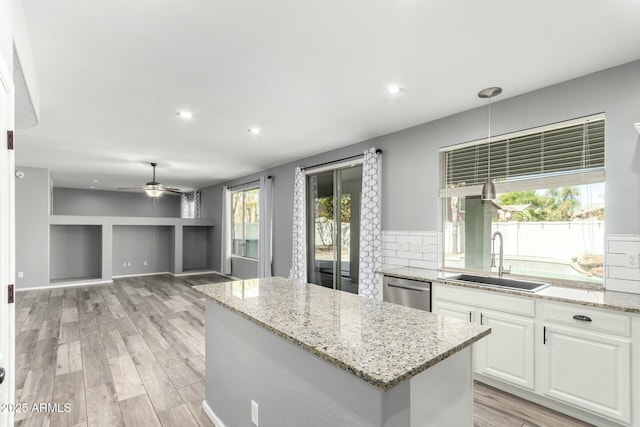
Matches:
[386,282,428,292]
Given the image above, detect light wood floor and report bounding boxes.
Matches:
[14,274,591,427]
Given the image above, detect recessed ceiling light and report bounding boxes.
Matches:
[92,180,99,183]
[177,111,195,119]
[248,127,261,135]
[89,186,96,189]
[385,85,404,96]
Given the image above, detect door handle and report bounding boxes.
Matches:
[0,367,5,385]
[386,283,424,292]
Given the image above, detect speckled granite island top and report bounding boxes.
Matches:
[378,266,640,314]
[193,276,490,391]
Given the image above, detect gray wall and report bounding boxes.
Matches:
[50,225,102,281]
[205,301,410,427]
[202,60,640,278]
[182,226,213,271]
[53,187,181,217]
[230,257,258,279]
[112,225,172,276]
[15,166,50,288]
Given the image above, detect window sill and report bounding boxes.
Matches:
[231,255,258,262]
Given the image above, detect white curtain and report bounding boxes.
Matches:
[358,148,382,298]
[307,175,319,284]
[258,176,273,277]
[193,190,201,219]
[290,167,307,281]
[180,191,201,218]
[220,186,232,275]
[180,194,189,218]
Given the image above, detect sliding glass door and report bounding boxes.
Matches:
[307,165,362,294]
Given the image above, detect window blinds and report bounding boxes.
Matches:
[439,115,605,197]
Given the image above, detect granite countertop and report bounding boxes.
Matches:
[193,276,490,391]
[377,266,640,314]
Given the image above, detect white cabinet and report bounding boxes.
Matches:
[433,282,638,426]
[541,303,631,424]
[432,283,535,390]
[475,309,535,390]
[431,300,473,323]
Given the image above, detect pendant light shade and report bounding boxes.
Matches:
[481,180,496,201]
[478,87,502,201]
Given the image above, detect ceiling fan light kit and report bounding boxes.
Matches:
[145,187,163,198]
[118,162,184,197]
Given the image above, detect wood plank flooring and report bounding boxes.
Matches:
[14,274,591,427]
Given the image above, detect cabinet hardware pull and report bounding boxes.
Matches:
[543,326,547,344]
[572,315,592,322]
[480,313,484,325]
[469,311,472,323]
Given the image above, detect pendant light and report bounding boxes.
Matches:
[478,86,502,200]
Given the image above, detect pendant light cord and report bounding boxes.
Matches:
[487,95,491,182]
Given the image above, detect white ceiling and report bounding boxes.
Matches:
[16,0,640,192]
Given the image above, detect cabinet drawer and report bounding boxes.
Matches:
[542,302,631,337]
[433,282,535,317]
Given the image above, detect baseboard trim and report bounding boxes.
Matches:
[170,270,235,278]
[16,279,113,292]
[112,272,171,279]
[16,270,238,292]
[202,400,226,427]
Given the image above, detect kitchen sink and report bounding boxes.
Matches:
[445,274,551,293]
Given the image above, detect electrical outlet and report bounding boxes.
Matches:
[251,400,259,426]
[143,261,148,266]
[17,272,24,278]
[123,262,127,267]
[626,253,640,269]
[127,262,132,267]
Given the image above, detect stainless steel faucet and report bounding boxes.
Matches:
[491,231,511,277]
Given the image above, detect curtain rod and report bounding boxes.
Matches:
[228,175,272,190]
[301,149,382,171]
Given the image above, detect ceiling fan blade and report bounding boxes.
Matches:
[118,164,185,195]
[163,188,184,194]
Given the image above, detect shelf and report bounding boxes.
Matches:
[50,275,103,284]
[50,224,102,282]
[46,217,215,284]
[49,215,215,227]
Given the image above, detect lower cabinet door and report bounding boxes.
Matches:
[542,324,631,423]
[475,310,535,390]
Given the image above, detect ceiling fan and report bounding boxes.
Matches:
[118,162,183,197]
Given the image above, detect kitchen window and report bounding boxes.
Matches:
[440,114,605,285]
[231,187,260,259]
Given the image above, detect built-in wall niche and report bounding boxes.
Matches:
[183,226,215,272]
[50,224,102,283]
[112,225,172,276]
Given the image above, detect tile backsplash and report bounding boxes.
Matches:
[381,230,441,270]
[606,234,640,294]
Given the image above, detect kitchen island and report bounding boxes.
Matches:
[193,276,490,427]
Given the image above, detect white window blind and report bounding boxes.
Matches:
[439,115,605,197]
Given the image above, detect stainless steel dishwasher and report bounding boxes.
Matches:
[382,275,431,312]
